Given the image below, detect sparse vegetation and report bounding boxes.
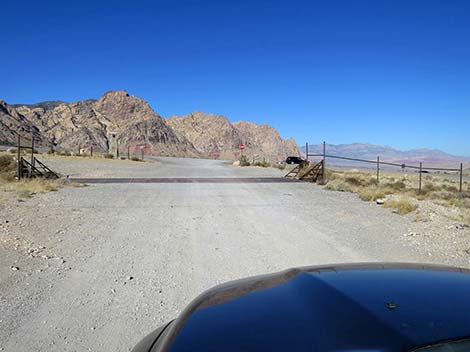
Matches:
[131,156,143,162]
[383,199,418,215]
[103,153,114,159]
[0,152,65,202]
[321,168,469,217]
[253,159,270,168]
[239,155,251,166]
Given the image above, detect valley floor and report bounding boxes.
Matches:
[0,157,469,351]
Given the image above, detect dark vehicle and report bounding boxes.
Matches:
[285,156,303,164]
[132,263,470,352]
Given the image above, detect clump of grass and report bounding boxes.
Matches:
[130,156,143,162]
[103,153,114,159]
[273,163,286,170]
[357,189,386,201]
[57,150,72,156]
[0,154,16,173]
[383,180,407,191]
[239,155,251,167]
[17,179,60,193]
[325,180,354,193]
[0,154,16,182]
[253,159,270,168]
[384,198,418,215]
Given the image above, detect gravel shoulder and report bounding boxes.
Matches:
[1,157,469,352]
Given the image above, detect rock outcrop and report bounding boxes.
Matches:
[167,112,300,162]
[5,91,200,157]
[2,91,299,161]
[233,121,300,162]
[167,112,243,160]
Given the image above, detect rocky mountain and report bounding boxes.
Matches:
[2,91,200,157]
[232,121,300,162]
[1,91,298,161]
[167,113,300,161]
[300,143,470,166]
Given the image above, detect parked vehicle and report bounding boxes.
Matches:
[285,156,303,164]
[132,263,470,352]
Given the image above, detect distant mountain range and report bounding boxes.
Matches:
[0,90,299,162]
[300,143,470,167]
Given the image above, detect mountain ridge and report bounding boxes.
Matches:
[301,143,470,166]
[0,91,299,162]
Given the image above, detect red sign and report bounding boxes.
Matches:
[239,144,245,150]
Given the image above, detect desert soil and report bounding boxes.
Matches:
[1,156,469,352]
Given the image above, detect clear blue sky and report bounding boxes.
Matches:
[1,0,469,155]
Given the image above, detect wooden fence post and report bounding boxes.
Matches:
[419,162,423,194]
[30,134,35,178]
[17,134,21,180]
[376,156,380,183]
[460,163,463,193]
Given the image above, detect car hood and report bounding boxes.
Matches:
[152,263,470,352]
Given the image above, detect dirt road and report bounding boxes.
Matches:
[0,157,466,351]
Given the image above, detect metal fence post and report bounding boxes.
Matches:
[460,163,463,193]
[305,142,309,161]
[322,141,326,180]
[376,156,380,183]
[419,162,422,194]
[141,149,144,161]
[128,146,130,160]
[90,146,93,157]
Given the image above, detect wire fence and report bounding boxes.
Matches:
[305,142,465,193]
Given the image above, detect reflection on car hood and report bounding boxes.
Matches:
[154,263,470,352]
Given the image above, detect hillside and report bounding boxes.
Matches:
[1,91,298,161]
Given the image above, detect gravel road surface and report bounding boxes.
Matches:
[0,157,466,351]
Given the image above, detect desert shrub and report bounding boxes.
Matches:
[131,157,142,162]
[357,189,386,201]
[0,154,16,173]
[420,183,440,195]
[239,155,250,166]
[273,163,285,170]
[103,153,114,159]
[58,150,72,156]
[325,180,354,193]
[17,179,60,194]
[383,180,406,191]
[384,199,418,215]
[260,159,270,167]
[442,184,458,192]
[9,148,18,154]
[344,176,363,187]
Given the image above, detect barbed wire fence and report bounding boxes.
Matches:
[305,142,465,193]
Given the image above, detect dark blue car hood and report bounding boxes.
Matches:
[151,263,470,352]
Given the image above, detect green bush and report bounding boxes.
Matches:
[239,155,250,166]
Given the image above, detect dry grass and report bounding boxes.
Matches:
[383,199,418,215]
[0,152,65,202]
[321,168,469,217]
